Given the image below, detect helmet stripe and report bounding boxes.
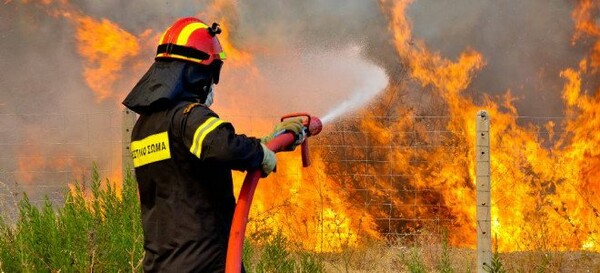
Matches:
[176,22,208,46]
[158,26,171,45]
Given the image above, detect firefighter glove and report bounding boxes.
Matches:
[260,118,306,151]
[260,143,277,177]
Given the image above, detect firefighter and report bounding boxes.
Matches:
[122,17,304,272]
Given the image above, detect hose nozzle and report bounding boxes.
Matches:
[280,113,322,167]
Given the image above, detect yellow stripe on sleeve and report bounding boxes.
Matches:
[190,117,225,158]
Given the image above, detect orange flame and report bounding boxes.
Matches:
[23,0,151,103]
[376,0,600,251]
[74,16,140,101]
[572,0,600,42]
[572,0,600,73]
[238,153,380,251]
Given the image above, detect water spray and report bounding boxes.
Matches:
[320,59,389,125]
[225,113,323,273]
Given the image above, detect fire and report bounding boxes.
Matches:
[16,149,45,185]
[17,0,153,102]
[372,0,600,251]
[74,16,140,101]
[374,0,485,247]
[572,0,600,42]
[242,152,380,251]
[572,0,600,73]
[60,10,147,103]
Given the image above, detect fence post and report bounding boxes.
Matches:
[121,108,136,181]
[476,110,492,273]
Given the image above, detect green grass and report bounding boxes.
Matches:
[483,251,507,273]
[403,247,427,273]
[437,230,455,273]
[243,232,325,273]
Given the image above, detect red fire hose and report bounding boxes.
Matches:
[225,113,322,273]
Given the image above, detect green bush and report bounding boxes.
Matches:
[484,251,507,273]
[438,230,455,273]
[403,247,427,273]
[0,167,144,272]
[242,231,325,273]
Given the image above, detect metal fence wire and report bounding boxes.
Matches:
[0,111,122,218]
[1,109,597,252]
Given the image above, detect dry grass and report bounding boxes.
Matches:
[316,237,600,273]
[500,251,600,273]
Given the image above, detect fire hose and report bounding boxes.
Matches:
[225,113,323,273]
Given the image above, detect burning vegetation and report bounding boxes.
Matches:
[1,0,599,254]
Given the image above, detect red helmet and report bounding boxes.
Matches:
[156,17,226,82]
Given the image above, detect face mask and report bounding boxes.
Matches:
[204,84,215,107]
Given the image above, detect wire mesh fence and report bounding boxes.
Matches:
[0,111,123,222]
[1,108,596,252]
[315,115,459,240]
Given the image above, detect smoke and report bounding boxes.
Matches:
[406,0,590,116]
[0,4,93,192]
[216,0,594,119]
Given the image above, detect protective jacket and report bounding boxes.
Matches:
[130,101,263,272]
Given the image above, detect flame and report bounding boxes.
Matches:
[63,11,150,103]
[17,149,46,184]
[375,0,485,247]
[572,0,600,42]
[372,0,600,251]
[241,152,380,251]
[21,0,152,102]
[74,16,140,101]
[572,0,600,73]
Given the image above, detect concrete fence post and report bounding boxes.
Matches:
[476,110,492,273]
[121,108,136,181]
